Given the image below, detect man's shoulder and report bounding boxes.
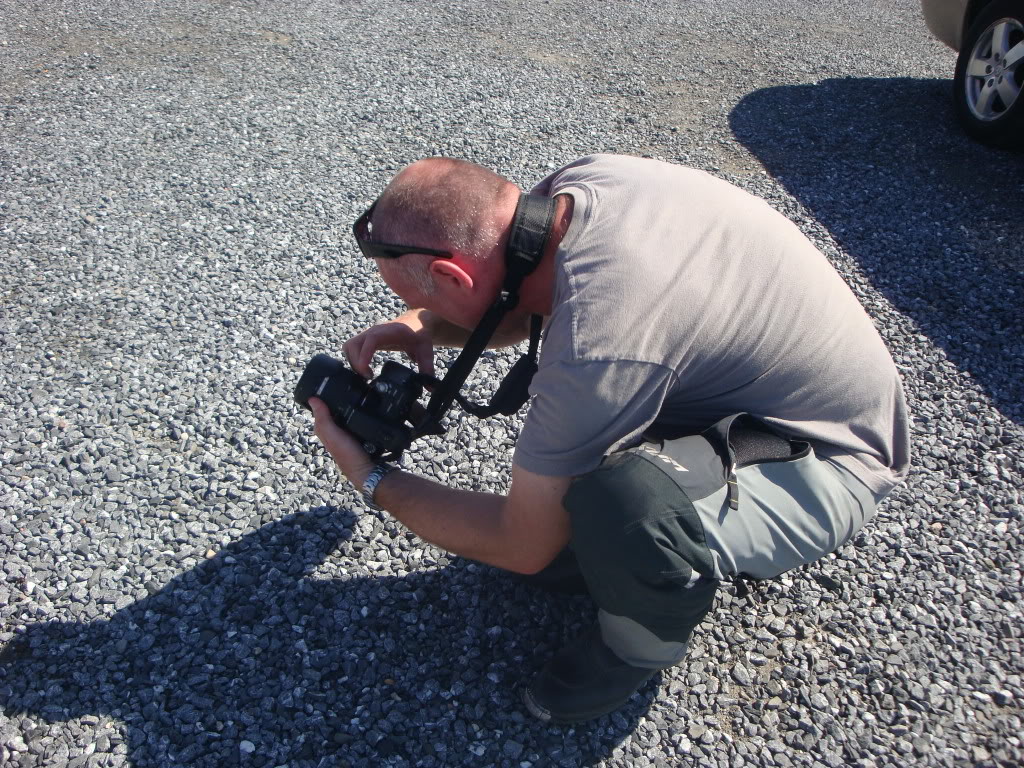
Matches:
[541,154,697,188]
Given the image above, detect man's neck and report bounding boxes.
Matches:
[518,192,574,316]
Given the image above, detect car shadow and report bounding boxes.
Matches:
[0,510,652,767]
[729,76,1024,425]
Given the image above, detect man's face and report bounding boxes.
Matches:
[376,258,432,313]
[377,257,491,331]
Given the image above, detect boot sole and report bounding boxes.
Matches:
[521,678,653,725]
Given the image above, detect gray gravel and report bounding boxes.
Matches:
[2,0,1023,766]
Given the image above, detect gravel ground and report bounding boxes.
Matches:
[2,1,1022,766]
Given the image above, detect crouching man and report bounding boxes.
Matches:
[308,154,910,724]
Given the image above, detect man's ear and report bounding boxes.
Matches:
[428,259,475,293]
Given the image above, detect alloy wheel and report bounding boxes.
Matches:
[963,16,1024,121]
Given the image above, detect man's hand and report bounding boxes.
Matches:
[343,306,536,381]
[344,310,436,378]
[309,397,376,488]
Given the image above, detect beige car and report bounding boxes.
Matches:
[922,0,1023,148]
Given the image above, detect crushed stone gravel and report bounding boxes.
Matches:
[2,1,1022,766]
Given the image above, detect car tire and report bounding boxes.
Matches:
[952,0,1024,149]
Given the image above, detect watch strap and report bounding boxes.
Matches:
[361,462,397,510]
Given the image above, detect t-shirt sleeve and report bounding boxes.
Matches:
[512,358,676,477]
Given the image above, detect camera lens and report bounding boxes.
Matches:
[294,354,368,417]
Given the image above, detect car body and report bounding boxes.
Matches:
[921,0,1023,148]
[922,0,972,51]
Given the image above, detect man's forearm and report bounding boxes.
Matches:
[410,308,531,350]
[371,469,528,572]
[408,308,471,348]
[310,396,570,575]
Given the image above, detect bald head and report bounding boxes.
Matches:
[370,158,520,295]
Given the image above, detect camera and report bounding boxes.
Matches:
[294,354,426,460]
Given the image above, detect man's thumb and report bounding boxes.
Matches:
[308,397,328,419]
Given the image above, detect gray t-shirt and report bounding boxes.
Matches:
[513,155,910,495]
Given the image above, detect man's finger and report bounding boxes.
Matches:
[308,396,327,419]
[344,338,374,378]
[415,342,435,377]
[308,397,339,440]
[309,398,351,465]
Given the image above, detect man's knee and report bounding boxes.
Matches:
[563,451,718,641]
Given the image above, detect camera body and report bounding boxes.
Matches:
[294,354,423,460]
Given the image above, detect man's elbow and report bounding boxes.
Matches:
[503,548,559,576]
[497,477,572,576]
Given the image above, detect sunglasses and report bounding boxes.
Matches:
[352,200,453,261]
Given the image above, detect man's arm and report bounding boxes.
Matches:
[309,397,570,574]
[374,463,571,574]
[344,308,533,378]
[422,307,533,350]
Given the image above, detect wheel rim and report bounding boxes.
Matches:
[964,17,1024,121]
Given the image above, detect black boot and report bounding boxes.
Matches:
[522,626,657,724]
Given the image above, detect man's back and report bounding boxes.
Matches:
[515,154,910,495]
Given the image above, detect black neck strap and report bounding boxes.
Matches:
[413,193,556,437]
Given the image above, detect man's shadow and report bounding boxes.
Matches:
[730,77,1024,426]
[0,510,651,767]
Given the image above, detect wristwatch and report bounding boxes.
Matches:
[360,462,398,511]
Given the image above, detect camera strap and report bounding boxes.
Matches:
[412,193,556,437]
[455,312,542,418]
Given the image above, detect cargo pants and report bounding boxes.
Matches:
[539,413,885,668]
